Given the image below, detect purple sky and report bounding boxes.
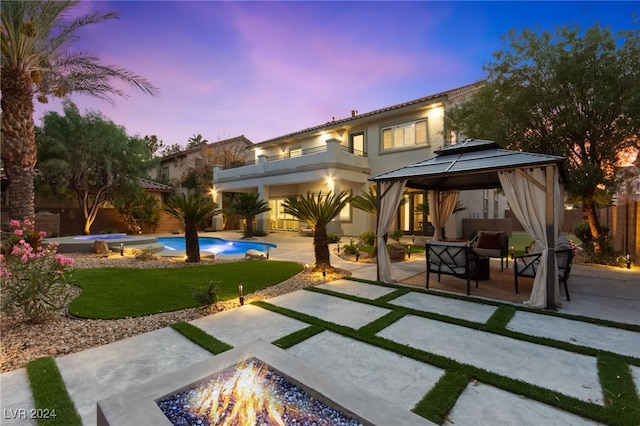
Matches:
[34,1,638,148]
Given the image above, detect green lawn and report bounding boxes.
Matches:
[68,261,303,319]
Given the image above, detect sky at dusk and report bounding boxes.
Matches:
[33,1,639,148]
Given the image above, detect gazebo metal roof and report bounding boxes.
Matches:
[369,139,566,191]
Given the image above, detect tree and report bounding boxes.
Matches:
[445,23,640,252]
[1,0,158,224]
[36,101,152,234]
[283,191,351,271]
[225,193,270,238]
[163,193,221,263]
[112,182,161,234]
[186,134,208,149]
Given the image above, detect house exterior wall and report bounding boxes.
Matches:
[212,82,503,238]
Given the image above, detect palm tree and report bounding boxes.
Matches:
[225,192,270,239]
[351,186,406,256]
[1,1,158,224]
[163,193,221,263]
[283,191,351,271]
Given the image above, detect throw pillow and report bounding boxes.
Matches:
[477,231,502,249]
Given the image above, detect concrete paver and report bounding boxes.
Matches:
[388,292,498,323]
[377,315,603,404]
[507,311,640,358]
[267,290,391,329]
[55,327,212,426]
[444,382,603,426]
[316,279,397,300]
[633,366,640,395]
[189,304,308,347]
[0,369,36,426]
[287,331,445,413]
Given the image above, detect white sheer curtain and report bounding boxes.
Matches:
[377,180,407,282]
[427,190,460,241]
[499,167,561,308]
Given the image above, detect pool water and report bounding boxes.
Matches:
[157,237,276,255]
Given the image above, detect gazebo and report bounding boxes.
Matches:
[369,139,567,309]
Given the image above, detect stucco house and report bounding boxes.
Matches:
[157,135,254,194]
[212,81,509,238]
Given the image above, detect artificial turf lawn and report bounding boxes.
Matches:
[68,261,303,319]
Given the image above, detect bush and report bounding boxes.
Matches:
[573,221,592,244]
[192,279,220,306]
[343,244,359,255]
[253,229,268,237]
[0,220,75,323]
[390,229,404,242]
[327,233,342,243]
[360,231,376,246]
[133,246,157,261]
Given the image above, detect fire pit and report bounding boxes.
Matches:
[97,340,429,426]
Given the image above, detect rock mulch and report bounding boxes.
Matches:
[0,254,348,373]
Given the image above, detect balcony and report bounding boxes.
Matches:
[214,139,369,184]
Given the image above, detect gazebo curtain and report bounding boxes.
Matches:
[427,190,460,241]
[499,167,562,308]
[377,180,407,282]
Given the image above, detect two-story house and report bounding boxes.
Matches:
[158,135,254,194]
[212,82,508,238]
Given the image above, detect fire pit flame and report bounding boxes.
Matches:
[157,357,363,426]
[190,358,285,425]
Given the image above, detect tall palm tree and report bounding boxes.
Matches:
[1,1,158,224]
[163,193,221,263]
[283,191,351,271]
[224,192,270,239]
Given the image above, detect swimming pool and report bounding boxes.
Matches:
[157,237,277,256]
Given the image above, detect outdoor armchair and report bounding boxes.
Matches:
[513,248,574,300]
[470,231,509,271]
[426,241,479,295]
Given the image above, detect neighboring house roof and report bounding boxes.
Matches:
[370,139,567,191]
[160,135,253,163]
[136,177,173,192]
[254,81,485,147]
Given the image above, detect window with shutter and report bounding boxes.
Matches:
[381,119,429,151]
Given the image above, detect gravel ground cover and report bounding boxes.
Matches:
[0,254,348,373]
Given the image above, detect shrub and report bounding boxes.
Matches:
[360,231,376,246]
[390,229,404,242]
[327,233,342,243]
[253,229,268,237]
[0,220,75,323]
[573,221,592,244]
[343,244,359,255]
[133,246,157,261]
[192,279,220,306]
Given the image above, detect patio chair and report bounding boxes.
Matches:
[426,241,479,295]
[513,248,574,300]
[470,231,509,271]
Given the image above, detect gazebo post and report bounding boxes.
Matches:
[545,165,557,309]
[376,181,382,281]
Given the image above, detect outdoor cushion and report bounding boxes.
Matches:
[477,231,503,249]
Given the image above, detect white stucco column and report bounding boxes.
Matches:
[257,185,270,234]
[326,173,343,235]
[211,165,223,231]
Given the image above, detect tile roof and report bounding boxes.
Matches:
[137,177,173,192]
[254,81,485,147]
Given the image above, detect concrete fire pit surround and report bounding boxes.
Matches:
[97,340,431,426]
